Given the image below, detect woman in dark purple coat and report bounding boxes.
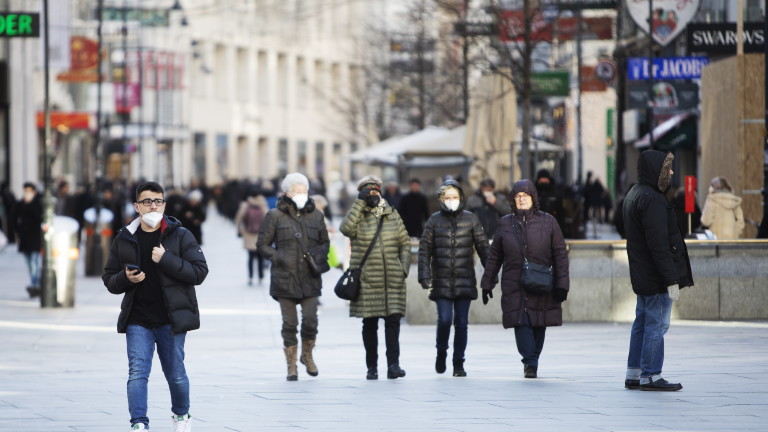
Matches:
[480,179,569,378]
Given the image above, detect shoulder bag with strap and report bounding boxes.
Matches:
[334,217,384,300]
[512,216,554,295]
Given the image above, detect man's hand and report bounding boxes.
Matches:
[419,279,432,290]
[152,243,166,263]
[125,267,145,284]
[667,284,680,301]
[482,289,493,305]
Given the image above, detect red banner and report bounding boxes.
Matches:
[499,11,613,42]
[684,176,697,213]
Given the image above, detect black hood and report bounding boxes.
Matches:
[637,150,674,192]
[511,179,539,211]
[437,179,466,214]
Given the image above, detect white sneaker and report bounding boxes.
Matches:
[131,423,147,431]
[172,413,192,432]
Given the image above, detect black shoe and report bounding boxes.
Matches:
[435,350,447,374]
[524,365,537,378]
[640,377,682,391]
[387,364,406,379]
[26,286,40,298]
[452,359,466,377]
[625,379,640,389]
[366,368,378,380]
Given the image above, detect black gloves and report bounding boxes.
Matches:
[419,279,432,290]
[482,289,493,305]
[357,187,372,201]
[553,288,568,302]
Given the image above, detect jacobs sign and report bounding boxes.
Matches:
[627,57,709,81]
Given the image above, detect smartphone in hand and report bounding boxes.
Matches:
[126,264,141,274]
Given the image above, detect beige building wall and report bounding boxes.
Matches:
[699,54,764,238]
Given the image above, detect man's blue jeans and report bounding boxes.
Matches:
[22,251,40,287]
[126,324,189,427]
[627,293,672,380]
[435,298,471,361]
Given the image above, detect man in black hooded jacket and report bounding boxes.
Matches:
[622,150,693,391]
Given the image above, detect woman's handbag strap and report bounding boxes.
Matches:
[359,217,385,269]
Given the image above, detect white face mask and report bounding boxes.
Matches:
[292,194,308,210]
[445,199,460,212]
[141,211,163,229]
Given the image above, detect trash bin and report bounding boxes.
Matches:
[83,207,114,276]
[42,215,79,308]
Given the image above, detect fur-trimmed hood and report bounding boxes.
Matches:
[638,150,674,192]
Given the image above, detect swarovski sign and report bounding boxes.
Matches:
[627,57,710,80]
[686,23,765,54]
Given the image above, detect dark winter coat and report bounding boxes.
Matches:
[340,199,411,318]
[418,181,489,300]
[397,191,430,238]
[14,195,43,254]
[102,215,209,334]
[481,180,569,329]
[257,196,330,300]
[622,150,694,295]
[466,190,511,238]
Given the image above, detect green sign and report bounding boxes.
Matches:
[0,13,39,37]
[531,71,569,97]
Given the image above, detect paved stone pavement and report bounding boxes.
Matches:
[0,211,766,432]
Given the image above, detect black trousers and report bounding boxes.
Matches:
[362,314,402,368]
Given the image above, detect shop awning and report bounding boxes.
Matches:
[635,111,697,151]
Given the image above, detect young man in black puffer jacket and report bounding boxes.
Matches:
[103,181,208,431]
[418,179,489,377]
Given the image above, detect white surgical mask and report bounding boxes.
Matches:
[141,211,163,229]
[292,194,308,210]
[445,199,460,212]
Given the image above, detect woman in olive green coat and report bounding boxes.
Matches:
[340,176,411,380]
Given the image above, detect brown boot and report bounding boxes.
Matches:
[300,339,318,377]
[283,345,298,381]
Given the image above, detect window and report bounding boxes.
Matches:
[194,133,206,180]
[258,51,269,105]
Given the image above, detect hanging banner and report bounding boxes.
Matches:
[626,82,699,111]
[627,56,710,80]
[627,0,701,47]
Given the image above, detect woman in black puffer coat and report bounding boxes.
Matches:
[418,180,489,377]
[480,179,569,379]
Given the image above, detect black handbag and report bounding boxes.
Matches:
[512,219,554,295]
[334,218,384,300]
[294,232,330,277]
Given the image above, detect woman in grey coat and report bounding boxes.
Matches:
[257,173,329,381]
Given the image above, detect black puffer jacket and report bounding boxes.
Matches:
[418,180,489,300]
[622,150,693,295]
[102,215,209,334]
[257,196,329,300]
[480,180,569,328]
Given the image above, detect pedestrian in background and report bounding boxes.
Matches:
[234,190,267,286]
[257,173,329,381]
[383,180,402,210]
[622,150,693,391]
[418,179,489,377]
[179,189,206,245]
[102,181,208,431]
[700,176,745,239]
[13,182,42,298]
[480,179,569,379]
[341,175,411,380]
[466,178,511,238]
[397,178,430,239]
